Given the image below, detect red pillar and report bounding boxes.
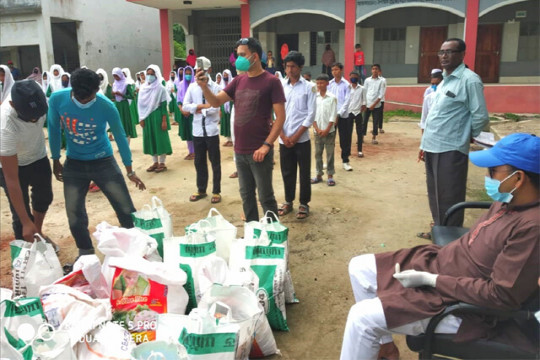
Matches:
[241,2,250,38]
[160,9,172,80]
[344,0,356,78]
[463,0,479,71]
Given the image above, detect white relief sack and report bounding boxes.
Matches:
[132,196,173,258]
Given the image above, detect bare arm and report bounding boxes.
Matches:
[0,155,37,241]
[196,69,232,108]
[253,102,285,162]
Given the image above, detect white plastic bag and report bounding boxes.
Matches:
[75,321,135,360]
[163,229,217,313]
[108,256,188,344]
[186,208,237,263]
[229,235,289,331]
[94,222,162,291]
[39,284,112,346]
[0,287,13,302]
[32,329,77,359]
[132,196,173,258]
[244,212,299,304]
[131,340,188,360]
[54,255,109,299]
[0,297,48,360]
[10,234,63,297]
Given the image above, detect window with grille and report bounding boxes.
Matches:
[198,16,241,74]
[518,22,539,62]
[373,27,406,64]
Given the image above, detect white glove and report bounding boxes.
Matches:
[393,263,438,288]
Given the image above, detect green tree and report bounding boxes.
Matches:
[174,41,186,59]
[173,24,186,59]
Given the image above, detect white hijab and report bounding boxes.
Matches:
[96,68,109,94]
[48,64,65,93]
[122,67,135,85]
[137,64,168,121]
[0,64,15,104]
[41,71,49,94]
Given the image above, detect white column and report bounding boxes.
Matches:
[299,31,310,58]
[360,27,374,65]
[501,21,519,62]
[405,26,420,64]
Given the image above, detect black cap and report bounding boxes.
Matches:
[11,80,48,122]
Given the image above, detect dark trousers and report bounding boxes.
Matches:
[379,101,385,129]
[424,151,469,226]
[236,149,278,222]
[0,157,53,239]
[337,115,354,163]
[322,65,333,80]
[63,156,135,251]
[193,135,221,194]
[363,106,383,136]
[350,112,364,152]
[279,141,311,206]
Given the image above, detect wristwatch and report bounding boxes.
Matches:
[263,141,273,148]
[127,171,136,177]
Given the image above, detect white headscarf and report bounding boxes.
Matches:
[41,71,49,94]
[61,72,71,88]
[0,64,15,104]
[137,64,168,121]
[48,64,65,93]
[166,70,176,93]
[96,68,109,94]
[215,73,223,88]
[112,67,127,102]
[222,69,234,88]
[122,67,135,85]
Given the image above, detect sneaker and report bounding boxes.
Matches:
[372,139,378,145]
[380,129,385,134]
[358,152,364,158]
[343,163,353,171]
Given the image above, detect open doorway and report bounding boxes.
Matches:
[277,34,299,73]
[51,20,80,72]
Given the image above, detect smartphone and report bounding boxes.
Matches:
[196,58,206,74]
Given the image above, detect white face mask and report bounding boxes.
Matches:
[146,75,156,84]
[72,95,96,109]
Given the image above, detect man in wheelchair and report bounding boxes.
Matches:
[340,133,539,360]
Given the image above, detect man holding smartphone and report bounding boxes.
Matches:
[195,38,286,222]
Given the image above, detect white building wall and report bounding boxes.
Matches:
[1,0,162,74]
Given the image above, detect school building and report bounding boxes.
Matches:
[129,0,540,113]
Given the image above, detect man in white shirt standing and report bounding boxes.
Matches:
[419,69,443,132]
[0,80,55,246]
[328,63,352,171]
[311,74,338,186]
[363,64,386,145]
[278,51,316,220]
[183,57,223,204]
[342,70,366,158]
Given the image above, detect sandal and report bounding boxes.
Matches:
[89,183,101,193]
[189,192,207,202]
[327,178,336,186]
[278,202,293,216]
[311,177,322,184]
[416,232,432,240]
[146,163,159,172]
[155,164,167,173]
[211,194,221,204]
[296,204,310,220]
[229,171,238,178]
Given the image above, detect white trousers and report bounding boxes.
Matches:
[340,254,461,360]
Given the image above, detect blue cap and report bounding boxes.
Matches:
[469,133,540,174]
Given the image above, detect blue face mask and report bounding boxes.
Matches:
[146,74,156,84]
[235,55,253,72]
[484,171,518,203]
[431,84,437,91]
[350,77,359,84]
[72,95,96,109]
[184,74,192,81]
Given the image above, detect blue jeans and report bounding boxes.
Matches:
[235,149,278,222]
[62,156,135,251]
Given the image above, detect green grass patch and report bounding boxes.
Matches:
[489,116,500,121]
[503,113,521,121]
[467,188,492,202]
[383,109,421,122]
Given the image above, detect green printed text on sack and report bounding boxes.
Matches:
[180,242,216,257]
[246,246,284,260]
[179,328,237,355]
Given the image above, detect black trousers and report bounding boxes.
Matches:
[0,156,53,239]
[338,115,354,163]
[424,151,468,226]
[350,112,364,152]
[193,135,221,194]
[363,106,383,136]
[279,141,311,205]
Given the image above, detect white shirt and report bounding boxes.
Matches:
[314,92,337,134]
[343,83,366,116]
[0,96,47,167]
[364,76,386,108]
[328,77,350,117]
[280,77,316,144]
[420,86,436,129]
[182,79,222,137]
[379,75,387,102]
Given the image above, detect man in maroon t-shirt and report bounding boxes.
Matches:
[196,37,286,222]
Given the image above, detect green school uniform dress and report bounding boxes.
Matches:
[142,102,172,156]
[177,101,193,141]
[115,85,137,138]
[220,101,233,137]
